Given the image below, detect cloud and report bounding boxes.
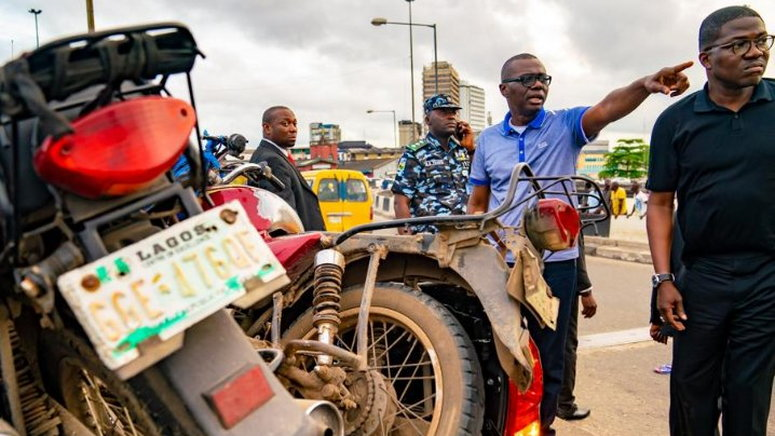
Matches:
[1,0,773,146]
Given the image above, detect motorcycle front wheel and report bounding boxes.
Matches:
[283,283,484,435]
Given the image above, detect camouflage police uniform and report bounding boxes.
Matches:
[391,133,471,233]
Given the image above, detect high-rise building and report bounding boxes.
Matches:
[398,120,422,146]
[309,123,341,161]
[309,123,341,145]
[459,80,486,133]
[423,61,460,104]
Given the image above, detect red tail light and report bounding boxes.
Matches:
[525,198,580,251]
[504,339,543,436]
[34,96,195,199]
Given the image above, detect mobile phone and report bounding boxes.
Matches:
[455,122,465,140]
[659,324,677,337]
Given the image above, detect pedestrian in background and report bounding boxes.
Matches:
[250,106,325,231]
[391,94,473,235]
[467,52,690,435]
[647,5,775,435]
[558,234,597,421]
[627,181,649,219]
[594,179,612,215]
[610,181,627,219]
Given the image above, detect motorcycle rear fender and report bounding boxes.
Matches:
[150,310,325,436]
[335,230,534,386]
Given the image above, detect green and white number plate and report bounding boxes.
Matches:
[57,201,285,370]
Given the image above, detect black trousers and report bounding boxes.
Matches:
[526,259,577,433]
[670,255,775,436]
[558,293,579,412]
[559,234,590,412]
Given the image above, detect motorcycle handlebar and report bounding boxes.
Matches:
[333,163,609,246]
[220,162,286,191]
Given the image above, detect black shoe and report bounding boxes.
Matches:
[556,405,591,421]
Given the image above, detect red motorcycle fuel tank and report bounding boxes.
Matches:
[205,186,324,276]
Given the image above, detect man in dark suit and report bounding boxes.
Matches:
[249,106,325,231]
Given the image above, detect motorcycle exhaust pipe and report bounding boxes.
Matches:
[295,399,344,436]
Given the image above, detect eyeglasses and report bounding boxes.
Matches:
[501,73,552,87]
[704,34,774,55]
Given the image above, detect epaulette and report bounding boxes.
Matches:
[405,139,428,152]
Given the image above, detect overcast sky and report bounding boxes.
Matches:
[1,0,773,148]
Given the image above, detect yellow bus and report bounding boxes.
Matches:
[302,169,373,232]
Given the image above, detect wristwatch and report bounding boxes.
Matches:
[651,273,675,288]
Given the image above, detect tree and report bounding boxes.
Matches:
[599,138,650,179]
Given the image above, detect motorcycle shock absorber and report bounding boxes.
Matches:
[312,249,345,366]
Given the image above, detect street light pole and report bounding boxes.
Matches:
[85,0,95,32]
[371,17,439,100]
[431,24,438,93]
[28,9,42,48]
[407,0,415,130]
[366,110,398,148]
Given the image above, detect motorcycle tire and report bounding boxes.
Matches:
[38,328,165,436]
[283,282,485,435]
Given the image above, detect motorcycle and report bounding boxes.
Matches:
[209,158,608,434]
[0,23,342,435]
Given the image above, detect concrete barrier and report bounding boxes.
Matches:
[584,236,652,265]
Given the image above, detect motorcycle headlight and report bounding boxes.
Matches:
[525,198,580,252]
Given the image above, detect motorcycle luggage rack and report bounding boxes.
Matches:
[0,23,211,261]
[76,182,202,262]
[334,163,611,245]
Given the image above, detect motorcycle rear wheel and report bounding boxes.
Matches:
[38,329,163,436]
[283,283,484,435]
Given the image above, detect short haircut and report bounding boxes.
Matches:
[500,53,539,81]
[262,106,291,124]
[699,6,762,50]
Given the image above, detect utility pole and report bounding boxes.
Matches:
[10,40,14,58]
[407,0,415,130]
[28,9,42,48]
[85,0,95,32]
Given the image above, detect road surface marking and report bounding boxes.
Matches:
[579,327,651,350]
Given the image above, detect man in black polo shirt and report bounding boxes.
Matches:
[646,5,775,435]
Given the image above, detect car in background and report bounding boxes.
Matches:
[303,169,373,231]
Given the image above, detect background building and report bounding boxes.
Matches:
[338,140,402,161]
[309,123,341,161]
[423,61,460,104]
[577,139,609,179]
[459,80,486,133]
[398,120,422,146]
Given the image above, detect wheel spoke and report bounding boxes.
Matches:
[382,321,393,380]
[388,336,421,384]
[371,359,433,371]
[397,350,430,405]
[72,367,144,436]
[335,333,354,353]
[372,328,410,365]
[397,392,437,418]
[391,405,426,435]
[388,375,436,381]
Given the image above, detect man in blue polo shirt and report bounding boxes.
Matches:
[467,53,692,435]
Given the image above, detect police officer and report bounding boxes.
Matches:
[391,94,474,234]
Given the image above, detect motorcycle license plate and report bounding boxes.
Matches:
[57,201,285,370]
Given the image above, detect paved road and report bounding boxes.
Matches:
[368,213,774,434]
[555,256,775,436]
